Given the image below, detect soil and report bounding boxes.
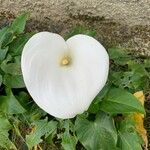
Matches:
[0,11,150,149]
[0,11,150,56]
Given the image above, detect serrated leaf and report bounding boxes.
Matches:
[26,119,57,149]
[75,112,118,150]
[0,88,26,114]
[10,12,29,34]
[0,116,17,150]
[100,88,145,114]
[61,120,77,150]
[3,74,25,88]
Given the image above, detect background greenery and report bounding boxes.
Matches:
[0,13,149,150]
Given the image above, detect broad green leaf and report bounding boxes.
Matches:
[26,119,57,149]
[108,48,131,65]
[88,100,100,114]
[117,117,143,150]
[110,70,149,91]
[3,74,25,88]
[1,31,14,48]
[118,132,142,150]
[0,88,26,114]
[144,59,150,68]
[75,112,118,150]
[0,116,17,150]
[23,104,47,122]
[61,120,77,150]
[109,71,133,89]
[0,74,2,86]
[1,60,22,75]
[130,73,149,90]
[88,84,112,113]
[9,33,33,56]
[16,91,31,109]
[128,61,149,77]
[100,88,145,114]
[0,27,9,47]
[10,12,29,34]
[0,47,8,61]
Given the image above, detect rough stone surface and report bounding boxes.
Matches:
[0,0,150,56]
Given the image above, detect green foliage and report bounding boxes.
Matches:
[0,88,26,114]
[100,87,145,114]
[60,120,77,150]
[26,119,57,149]
[75,112,118,150]
[9,12,29,34]
[108,48,131,65]
[0,13,149,150]
[0,74,2,86]
[0,116,17,150]
[117,117,143,150]
[65,26,96,39]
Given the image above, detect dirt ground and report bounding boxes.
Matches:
[0,11,150,57]
[0,10,150,148]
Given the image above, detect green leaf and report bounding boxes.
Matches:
[1,31,14,48]
[144,59,150,68]
[88,84,112,114]
[10,12,29,34]
[0,116,17,150]
[100,88,145,114]
[26,119,57,149]
[0,47,8,61]
[16,91,30,109]
[0,88,26,114]
[108,48,131,65]
[117,117,143,150]
[1,61,22,75]
[0,27,9,47]
[61,120,77,150]
[65,26,96,39]
[75,112,118,150]
[109,71,133,89]
[118,132,142,150]
[128,61,149,77]
[23,104,47,122]
[0,74,2,86]
[3,74,25,88]
[9,33,33,56]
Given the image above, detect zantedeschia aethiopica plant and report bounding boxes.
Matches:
[21,32,109,119]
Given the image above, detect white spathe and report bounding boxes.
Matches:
[21,32,109,119]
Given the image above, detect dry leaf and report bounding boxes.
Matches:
[133,91,148,150]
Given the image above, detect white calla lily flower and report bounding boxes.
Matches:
[21,32,109,119]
